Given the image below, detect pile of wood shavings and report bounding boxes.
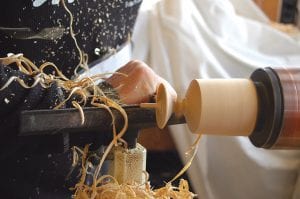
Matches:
[71,146,196,199]
[74,178,195,199]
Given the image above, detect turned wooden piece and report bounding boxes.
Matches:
[141,79,258,136]
[182,79,258,136]
[140,84,175,129]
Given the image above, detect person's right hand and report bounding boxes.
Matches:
[106,60,176,104]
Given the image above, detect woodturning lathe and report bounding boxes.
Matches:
[18,66,300,185]
[142,66,300,149]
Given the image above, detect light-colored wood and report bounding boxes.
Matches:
[179,79,201,132]
[140,83,175,129]
[140,103,157,109]
[183,79,258,136]
[156,84,174,129]
[141,79,258,137]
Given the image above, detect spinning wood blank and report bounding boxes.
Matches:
[183,79,258,136]
[141,79,258,136]
[140,83,175,129]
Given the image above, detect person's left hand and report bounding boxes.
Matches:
[106,60,176,104]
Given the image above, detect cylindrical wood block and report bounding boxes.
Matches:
[184,79,258,136]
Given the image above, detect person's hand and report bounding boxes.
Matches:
[106,60,176,104]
